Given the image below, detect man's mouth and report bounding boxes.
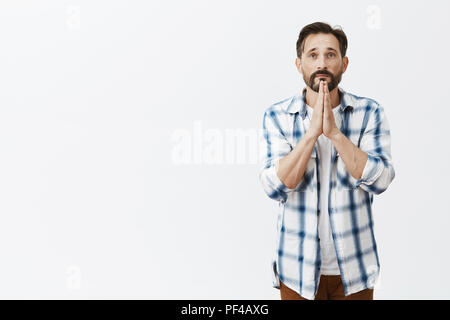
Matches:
[316,74,329,78]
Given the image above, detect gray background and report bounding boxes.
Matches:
[0,0,448,299]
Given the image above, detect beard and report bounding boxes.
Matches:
[303,68,343,93]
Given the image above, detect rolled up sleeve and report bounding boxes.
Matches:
[260,159,297,202]
[353,103,396,194]
[259,109,298,203]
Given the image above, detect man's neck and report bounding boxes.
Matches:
[305,86,341,109]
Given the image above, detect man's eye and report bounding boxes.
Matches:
[310,53,316,58]
[328,53,335,58]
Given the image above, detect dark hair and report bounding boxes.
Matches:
[296,22,348,59]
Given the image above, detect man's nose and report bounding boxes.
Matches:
[317,54,327,69]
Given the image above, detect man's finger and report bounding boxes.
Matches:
[324,82,331,109]
[321,82,326,116]
[318,80,324,110]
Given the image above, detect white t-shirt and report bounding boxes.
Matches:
[305,103,342,275]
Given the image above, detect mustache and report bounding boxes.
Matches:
[310,70,334,81]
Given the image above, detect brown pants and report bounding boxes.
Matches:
[280,275,374,300]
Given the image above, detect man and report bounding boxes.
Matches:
[259,22,395,300]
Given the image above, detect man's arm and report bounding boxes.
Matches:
[329,131,368,180]
[259,110,317,202]
[330,103,395,194]
[276,131,317,189]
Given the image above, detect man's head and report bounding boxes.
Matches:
[295,22,349,93]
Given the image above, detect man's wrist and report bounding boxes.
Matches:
[329,129,343,143]
[305,130,319,141]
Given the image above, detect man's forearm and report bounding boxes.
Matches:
[276,132,317,189]
[330,131,368,180]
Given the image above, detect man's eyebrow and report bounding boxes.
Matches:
[305,47,338,54]
[305,47,318,54]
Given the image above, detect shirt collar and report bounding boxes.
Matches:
[286,86,353,119]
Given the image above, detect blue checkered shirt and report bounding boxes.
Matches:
[259,86,395,299]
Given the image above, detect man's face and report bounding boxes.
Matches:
[296,33,348,93]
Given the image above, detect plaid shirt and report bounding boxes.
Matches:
[259,86,395,299]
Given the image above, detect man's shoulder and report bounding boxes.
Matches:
[343,89,382,111]
[263,94,297,116]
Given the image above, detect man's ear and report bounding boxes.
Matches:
[342,56,349,73]
[295,57,302,74]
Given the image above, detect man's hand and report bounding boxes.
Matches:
[322,81,341,139]
[307,80,325,139]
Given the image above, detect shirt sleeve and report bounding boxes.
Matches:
[258,109,300,203]
[353,103,396,194]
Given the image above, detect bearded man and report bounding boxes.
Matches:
[259,21,395,300]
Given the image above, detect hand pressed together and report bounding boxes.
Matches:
[308,80,341,140]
